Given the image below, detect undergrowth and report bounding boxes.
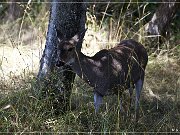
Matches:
[0,1,180,134]
[0,56,180,133]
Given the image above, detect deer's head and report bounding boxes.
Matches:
[56,29,87,66]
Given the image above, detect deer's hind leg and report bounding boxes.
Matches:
[135,78,144,122]
[128,87,133,109]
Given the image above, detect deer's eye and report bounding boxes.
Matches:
[67,48,73,52]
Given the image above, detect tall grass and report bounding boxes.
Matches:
[0,1,180,134]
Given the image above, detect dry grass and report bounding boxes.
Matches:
[0,2,180,134]
[0,54,179,133]
[0,26,180,133]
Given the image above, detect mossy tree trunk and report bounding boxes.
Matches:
[37,0,86,114]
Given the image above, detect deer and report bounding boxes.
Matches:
[56,29,148,122]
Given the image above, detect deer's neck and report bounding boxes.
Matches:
[70,51,98,85]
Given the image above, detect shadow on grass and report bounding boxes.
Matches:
[0,57,179,133]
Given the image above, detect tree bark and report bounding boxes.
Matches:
[145,0,180,37]
[37,0,86,114]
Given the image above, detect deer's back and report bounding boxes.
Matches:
[118,39,148,69]
[90,39,148,96]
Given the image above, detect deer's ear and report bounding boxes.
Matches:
[71,28,87,44]
[69,32,81,45]
[71,34,80,43]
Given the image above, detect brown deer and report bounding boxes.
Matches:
[56,29,148,122]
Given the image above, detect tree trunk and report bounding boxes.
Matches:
[37,0,86,114]
[145,0,180,37]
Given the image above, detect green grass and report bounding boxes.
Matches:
[0,56,180,133]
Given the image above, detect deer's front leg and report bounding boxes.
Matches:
[94,91,103,113]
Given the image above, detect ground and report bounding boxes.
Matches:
[0,22,180,133]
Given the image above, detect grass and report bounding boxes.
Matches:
[0,1,180,134]
[0,54,180,133]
